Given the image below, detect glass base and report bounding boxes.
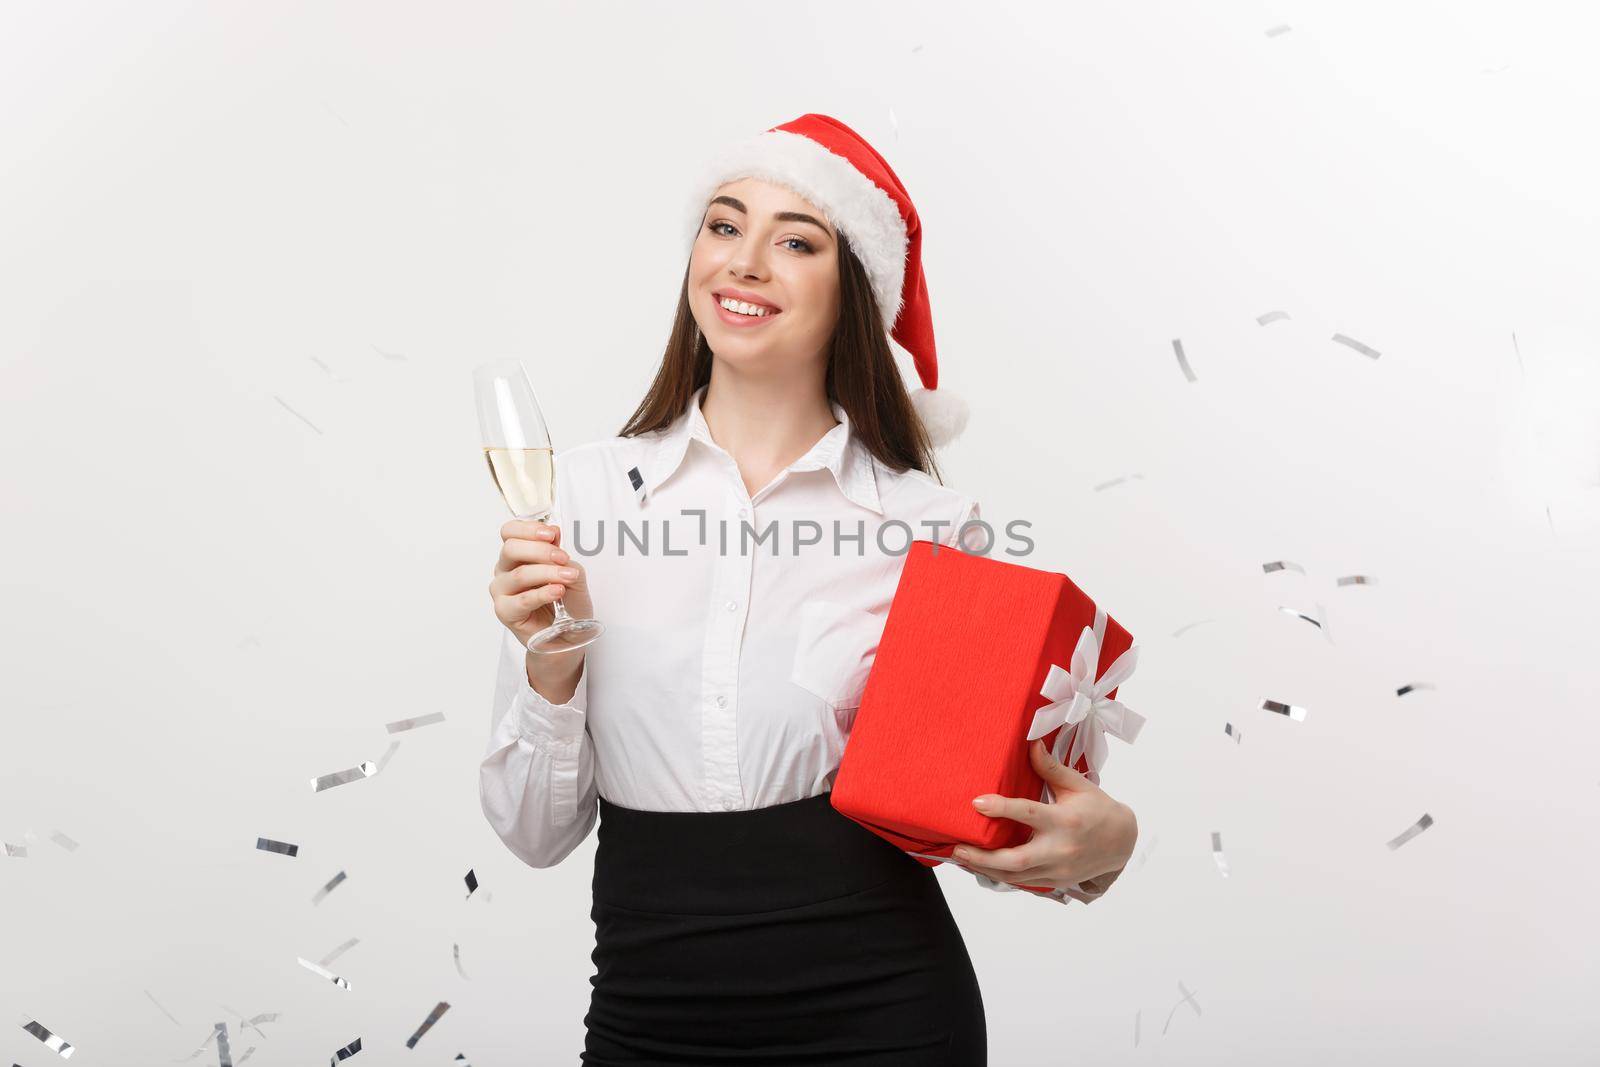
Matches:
[526,615,605,655]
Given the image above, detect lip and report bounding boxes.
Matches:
[711,289,783,328]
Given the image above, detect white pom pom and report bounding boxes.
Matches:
[909,387,970,448]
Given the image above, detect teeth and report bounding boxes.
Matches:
[719,296,772,317]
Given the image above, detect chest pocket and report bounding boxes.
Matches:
[788,600,884,713]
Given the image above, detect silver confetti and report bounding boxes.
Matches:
[19,1013,76,1058]
[454,1055,474,1066]
[1256,309,1291,324]
[220,1005,274,1042]
[50,830,80,852]
[405,1002,451,1048]
[144,987,183,1026]
[371,343,406,361]
[256,837,299,858]
[1093,473,1145,491]
[1396,682,1437,697]
[1277,605,1323,629]
[1512,330,1524,375]
[312,869,347,904]
[272,394,324,435]
[5,841,27,858]
[385,711,445,734]
[237,1047,257,1064]
[1386,813,1434,850]
[1331,332,1381,359]
[319,936,360,967]
[1261,698,1308,721]
[331,1036,364,1062]
[1134,1008,1141,1047]
[297,956,351,990]
[1224,722,1242,743]
[1171,618,1216,638]
[311,761,378,793]
[214,1021,233,1067]
[1211,832,1230,878]
[1263,560,1305,575]
[453,943,471,980]
[1264,23,1292,37]
[1336,574,1378,586]
[1163,980,1202,1034]
[464,869,479,899]
[1171,338,1198,382]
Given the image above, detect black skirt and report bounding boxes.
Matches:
[580,790,987,1065]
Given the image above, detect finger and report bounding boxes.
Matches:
[494,538,572,575]
[952,842,1040,873]
[957,859,1051,887]
[972,792,1051,830]
[500,519,560,544]
[506,562,581,594]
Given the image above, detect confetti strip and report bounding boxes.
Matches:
[464,869,479,899]
[1092,473,1145,491]
[405,1002,451,1048]
[1396,682,1437,697]
[1512,331,1524,375]
[1224,723,1242,743]
[312,870,347,905]
[1263,560,1305,575]
[311,761,378,793]
[1331,332,1381,360]
[371,343,406,361]
[375,740,401,773]
[331,1036,363,1062]
[1134,1008,1141,1047]
[1255,309,1291,324]
[319,936,360,966]
[1261,698,1308,721]
[1277,605,1323,629]
[214,1021,233,1067]
[1264,23,1292,37]
[220,1006,274,1042]
[385,711,445,734]
[272,395,324,435]
[888,105,899,141]
[455,1055,474,1066]
[19,1014,75,1058]
[180,1024,220,1060]
[1386,813,1434,850]
[1171,618,1216,638]
[144,988,183,1026]
[453,943,471,980]
[237,1047,257,1064]
[627,465,647,506]
[1336,574,1378,586]
[1211,832,1230,878]
[256,837,299,858]
[297,957,351,991]
[1162,981,1202,1034]
[1171,338,1198,382]
[5,842,27,858]
[50,830,79,852]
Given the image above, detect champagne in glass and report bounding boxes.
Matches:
[474,360,604,654]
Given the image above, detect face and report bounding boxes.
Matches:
[689,177,841,375]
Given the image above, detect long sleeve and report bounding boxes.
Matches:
[478,626,598,869]
[947,497,1130,906]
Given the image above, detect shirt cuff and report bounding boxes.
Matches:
[505,630,588,743]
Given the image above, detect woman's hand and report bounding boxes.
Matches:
[952,738,1137,895]
[489,519,595,651]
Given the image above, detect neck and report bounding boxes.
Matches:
[699,367,839,490]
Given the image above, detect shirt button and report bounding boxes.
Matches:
[722,798,738,811]
[716,695,727,708]
[725,599,737,612]
[738,507,749,518]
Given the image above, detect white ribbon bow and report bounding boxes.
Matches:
[1025,606,1144,796]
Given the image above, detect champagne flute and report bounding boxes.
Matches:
[474,360,604,654]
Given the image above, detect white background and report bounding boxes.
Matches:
[3,1,1597,1064]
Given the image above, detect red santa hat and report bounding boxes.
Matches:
[686,113,970,448]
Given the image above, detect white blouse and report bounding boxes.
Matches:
[478,384,1112,906]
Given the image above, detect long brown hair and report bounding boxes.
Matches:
[617,234,944,483]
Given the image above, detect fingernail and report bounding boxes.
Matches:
[953,848,970,861]
[971,796,991,810]
[553,549,570,564]
[558,567,580,581]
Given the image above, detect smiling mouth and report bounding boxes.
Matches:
[712,292,783,324]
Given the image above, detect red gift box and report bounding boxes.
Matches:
[830,539,1137,895]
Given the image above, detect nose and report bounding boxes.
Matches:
[727,240,770,282]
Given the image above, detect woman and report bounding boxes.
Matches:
[481,114,1138,1064]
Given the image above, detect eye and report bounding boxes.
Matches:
[783,237,815,253]
[708,220,736,237]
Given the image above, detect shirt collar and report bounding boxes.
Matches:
[636,384,883,514]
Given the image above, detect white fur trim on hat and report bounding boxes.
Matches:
[910,386,969,448]
[686,130,909,333]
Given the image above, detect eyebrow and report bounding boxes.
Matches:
[708,196,833,239]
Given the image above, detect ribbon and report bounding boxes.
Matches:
[1026,605,1144,799]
